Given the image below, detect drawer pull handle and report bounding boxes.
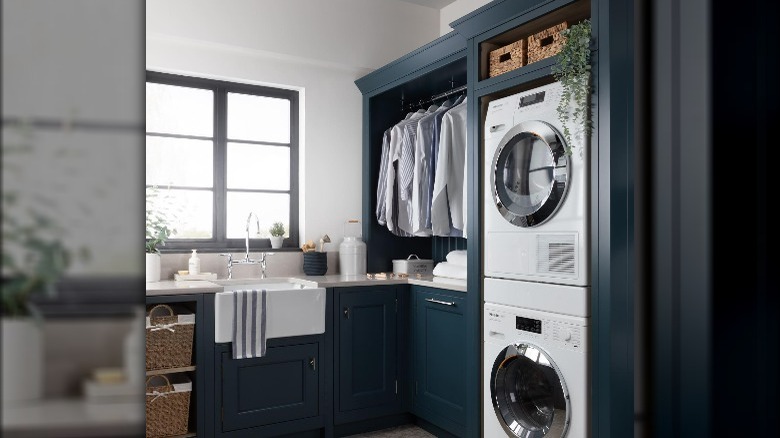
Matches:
[309,357,316,371]
[426,298,456,307]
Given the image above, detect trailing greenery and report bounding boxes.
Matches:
[551,19,592,155]
[269,222,286,237]
[146,187,175,254]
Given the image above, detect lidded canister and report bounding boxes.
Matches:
[339,219,366,276]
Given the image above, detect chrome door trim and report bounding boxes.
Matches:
[490,342,571,438]
[490,120,570,228]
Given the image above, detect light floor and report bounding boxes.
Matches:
[345,424,435,437]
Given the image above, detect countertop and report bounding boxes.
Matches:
[146,274,467,296]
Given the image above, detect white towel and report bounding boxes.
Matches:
[445,250,467,267]
[433,262,467,280]
[232,289,267,359]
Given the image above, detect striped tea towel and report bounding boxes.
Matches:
[232,289,267,359]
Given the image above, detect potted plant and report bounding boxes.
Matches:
[146,187,174,282]
[551,19,593,156]
[269,222,285,249]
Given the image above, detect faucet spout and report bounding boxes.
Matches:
[245,212,260,261]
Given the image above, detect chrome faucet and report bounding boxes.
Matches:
[220,212,274,279]
[245,212,260,262]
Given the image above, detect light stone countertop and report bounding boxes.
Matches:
[146,274,467,296]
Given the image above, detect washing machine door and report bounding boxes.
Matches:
[491,120,569,227]
[490,343,570,438]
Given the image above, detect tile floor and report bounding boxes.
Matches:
[345,424,435,437]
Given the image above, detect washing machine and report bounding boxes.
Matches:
[483,81,589,286]
[483,279,589,438]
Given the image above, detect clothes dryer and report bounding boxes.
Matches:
[483,81,589,286]
[483,278,589,438]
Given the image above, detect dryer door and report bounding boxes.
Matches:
[490,120,569,227]
[490,343,570,438]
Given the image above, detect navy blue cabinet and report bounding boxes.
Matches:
[334,285,405,423]
[412,286,466,436]
[214,337,325,437]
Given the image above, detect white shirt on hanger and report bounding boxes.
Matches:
[431,99,467,237]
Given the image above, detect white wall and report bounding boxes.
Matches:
[147,0,440,250]
[440,0,492,36]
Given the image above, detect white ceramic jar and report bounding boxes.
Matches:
[339,236,366,276]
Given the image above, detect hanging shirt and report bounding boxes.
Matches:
[376,128,392,226]
[385,110,425,236]
[431,99,468,237]
[411,97,460,236]
[427,94,465,231]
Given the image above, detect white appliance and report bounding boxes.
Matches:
[483,81,589,286]
[483,278,589,438]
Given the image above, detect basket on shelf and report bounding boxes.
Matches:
[527,21,568,64]
[145,304,195,371]
[488,39,526,78]
[145,374,192,438]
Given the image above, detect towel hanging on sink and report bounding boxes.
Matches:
[231,289,267,359]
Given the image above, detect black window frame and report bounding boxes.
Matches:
[146,71,299,252]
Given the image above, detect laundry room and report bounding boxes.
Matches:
[2,0,775,437]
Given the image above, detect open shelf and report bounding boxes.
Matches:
[146,365,196,376]
[478,0,590,82]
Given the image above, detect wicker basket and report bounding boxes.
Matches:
[145,375,191,438]
[527,22,568,64]
[145,304,195,371]
[488,39,526,78]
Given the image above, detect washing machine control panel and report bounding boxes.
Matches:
[516,316,542,334]
[486,307,584,351]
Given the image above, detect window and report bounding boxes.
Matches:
[146,71,299,250]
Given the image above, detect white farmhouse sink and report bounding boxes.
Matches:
[214,278,325,343]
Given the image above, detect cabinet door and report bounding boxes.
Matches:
[413,287,466,432]
[221,342,319,432]
[338,286,398,412]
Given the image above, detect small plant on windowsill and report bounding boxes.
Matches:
[551,19,593,156]
[145,187,176,282]
[269,222,285,249]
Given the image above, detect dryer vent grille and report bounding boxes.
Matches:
[537,235,576,276]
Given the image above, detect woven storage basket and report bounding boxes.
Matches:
[527,22,568,64]
[146,304,195,371]
[145,375,191,438]
[488,39,525,78]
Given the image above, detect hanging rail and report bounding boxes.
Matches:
[400,84,467,113]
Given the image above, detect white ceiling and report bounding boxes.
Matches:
[390,0,457,9]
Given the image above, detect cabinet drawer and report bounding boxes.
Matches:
[221,342,319,432]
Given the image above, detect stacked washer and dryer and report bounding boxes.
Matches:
[483,81,590,438]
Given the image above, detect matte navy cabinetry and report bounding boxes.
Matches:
[214,337,326,437]
[334,285,406,424]
[411,286,466,436]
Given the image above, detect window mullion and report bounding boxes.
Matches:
[215,87,228,245]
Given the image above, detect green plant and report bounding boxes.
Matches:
[146,187,176,254]
[551,19,593,155]
[269,222,285,237]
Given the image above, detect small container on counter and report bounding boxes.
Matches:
[392,254,433,276]
[339,219,366,276]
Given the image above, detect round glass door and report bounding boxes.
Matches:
[491,120,569,227]
[490,343,570,438]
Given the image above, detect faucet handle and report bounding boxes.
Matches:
[220,253,233,260]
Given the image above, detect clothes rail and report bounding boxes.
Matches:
[400,84,467,112]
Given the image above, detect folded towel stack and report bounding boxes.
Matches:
[232,289,268,359]
[433,250,468,280]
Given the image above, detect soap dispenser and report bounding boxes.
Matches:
[188,249,201,275]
